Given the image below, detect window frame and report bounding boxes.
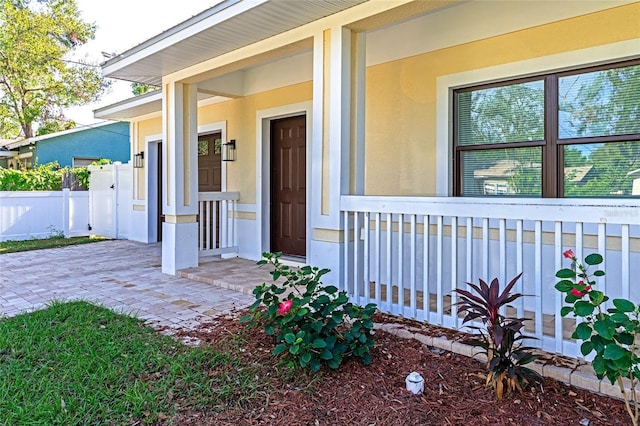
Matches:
[453,58,640,198]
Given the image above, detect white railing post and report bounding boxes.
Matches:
[62,188,70,238]
[197,191,240,257]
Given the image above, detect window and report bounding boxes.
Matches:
[454,60,640,197]
[72,157,100,167]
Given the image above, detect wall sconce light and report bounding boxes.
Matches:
[222,139,236,161]
[133,151,144,168]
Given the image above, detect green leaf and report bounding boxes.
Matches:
[603,344,626,360]
[589,290,605,305]
[556,268,577,279]
[327,360,340,369]
[610,312,630,324]
[320,349,333,360]
[284,333,296,344]
[312,339,327,349]
[300,352,312,365]
[560,306,573,317]
[273,344,287,356]
[580,341,594,356]
[311,320,323,333]
[575,322,592,340]
[584,253,603,265]
[613,299,635,313]
[555,280,576,292]
[239,315,253,323]
[325,285,338,294]
[593,319,615,340]
[614,332,635,345]
[593,270,605,277]
[592,356,606,378]
[289,345,300,355]
[574,301,595,317]
[310,359,321,372]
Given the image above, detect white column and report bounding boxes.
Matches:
[161,81,199,275]
[310,27,366,284]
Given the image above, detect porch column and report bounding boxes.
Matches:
[161,81,199,275]
[310,26,366,284]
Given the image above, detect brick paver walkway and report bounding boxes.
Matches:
[0,240,255,330]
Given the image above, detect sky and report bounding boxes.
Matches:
[65,0,219,126]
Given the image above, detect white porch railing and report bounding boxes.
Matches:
[341,196,640,358]
[198,191,239,257]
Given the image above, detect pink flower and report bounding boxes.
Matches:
[277,300,293,315]
[563,249,575,259]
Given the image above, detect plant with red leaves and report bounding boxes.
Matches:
[455,273,540,399]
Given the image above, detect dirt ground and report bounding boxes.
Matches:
[170,309,631,426]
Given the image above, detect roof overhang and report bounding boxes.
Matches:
[0,150,17,158]
[102,0,368,86]
[0,121,118,150]
[94,90,227,121]
[94,90,162,120]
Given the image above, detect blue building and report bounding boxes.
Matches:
[0,121,130,169]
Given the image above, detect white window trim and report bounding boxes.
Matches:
[436,39,640,196]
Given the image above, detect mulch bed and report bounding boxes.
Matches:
[170,309,631,426]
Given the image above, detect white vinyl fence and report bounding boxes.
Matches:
[0,189,90,242]
[0,163,133,242]
[341,196,640,358]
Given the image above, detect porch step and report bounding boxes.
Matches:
[178,257,272,297]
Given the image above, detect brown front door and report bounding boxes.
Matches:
[198,133,222,192]
[271,115,306,258]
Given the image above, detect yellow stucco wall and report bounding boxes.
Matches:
[364,3,640,196]
[134,117,162,200]
[198,81,313,204]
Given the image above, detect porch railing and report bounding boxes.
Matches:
[341,195,640,358]
[198,191,239,257]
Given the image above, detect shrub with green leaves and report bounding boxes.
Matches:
[455,274,541,399]
[242,252,377,372]
[0,162,63,190]
[0,159,110,191]
[556,250,640,425]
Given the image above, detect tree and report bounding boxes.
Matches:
[0,0,108,139]
[131,82,159,96]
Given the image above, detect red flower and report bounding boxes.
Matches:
[563,249,576,259]
[277,300,293,315]
[570,282,591,297]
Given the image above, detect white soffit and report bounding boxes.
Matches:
[102,0,368,86]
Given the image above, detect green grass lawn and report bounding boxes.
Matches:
[0,301,263,425]
[0,236,109,254]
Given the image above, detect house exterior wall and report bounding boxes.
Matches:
[35,122,130,167]
[104,0,638,281]
[132,117,162,201]
[363,2,640,196]
[198,80,313,205]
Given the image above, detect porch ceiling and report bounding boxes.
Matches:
[102,0,368,86]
